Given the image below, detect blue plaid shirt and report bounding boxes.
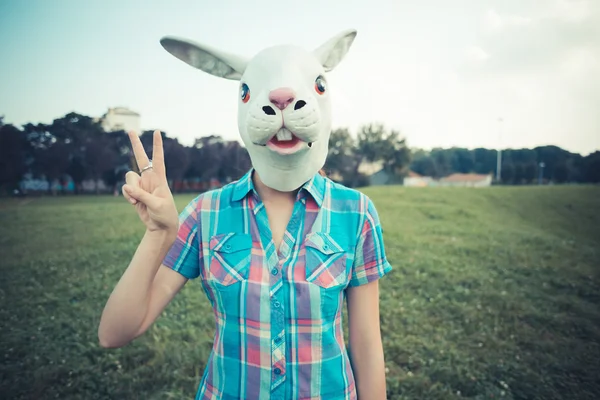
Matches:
[163,169,392,399]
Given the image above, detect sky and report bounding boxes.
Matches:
[0,0,598,155]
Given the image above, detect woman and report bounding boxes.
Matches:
[99,30,392,400]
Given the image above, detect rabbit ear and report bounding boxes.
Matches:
[160,36,248,80]
[313,29,357,72]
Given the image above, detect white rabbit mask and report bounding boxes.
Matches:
[160,29,356,192]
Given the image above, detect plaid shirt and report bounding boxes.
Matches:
[163,169,392,400]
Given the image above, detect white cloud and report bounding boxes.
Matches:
[559,47,599,78]
[465,46,490,64]
[546,0,594,22]
[2,0,598,156]
[483,9,533,32]
[447,0,600,154]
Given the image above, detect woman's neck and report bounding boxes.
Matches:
[252,170,298,203]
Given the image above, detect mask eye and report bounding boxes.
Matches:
[240,83,250,103]
[315,76,326,95]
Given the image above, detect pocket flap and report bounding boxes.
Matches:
[305,232,346,255]
[209,233,252,253]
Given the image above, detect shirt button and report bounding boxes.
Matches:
[225,244,232,250]
[273,301,281,308]
[274,336,282,343]
[323,244,329,250]
[274,368,282,375]
[271,268,278,275]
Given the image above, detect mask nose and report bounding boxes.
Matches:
[268,88,296,110]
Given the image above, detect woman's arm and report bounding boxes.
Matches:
[347,280,387,399]
[98,230,187,348]
[98,130,193,348]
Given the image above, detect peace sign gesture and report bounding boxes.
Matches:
[122,130,179,233]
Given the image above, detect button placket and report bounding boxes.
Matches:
[270,268,286,389]
[267,198,308,394]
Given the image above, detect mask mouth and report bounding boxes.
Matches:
[261,127,313,155]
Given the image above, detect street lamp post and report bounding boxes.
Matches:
[538,162,545,185]
[496,118,503,183]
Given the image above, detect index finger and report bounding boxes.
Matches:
[152,130,165,177]
[128,131,150,171]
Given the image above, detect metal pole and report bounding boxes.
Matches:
[496,118,503,182]
[538,162,545,185]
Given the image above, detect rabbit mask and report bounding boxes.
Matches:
[160,30,357,192]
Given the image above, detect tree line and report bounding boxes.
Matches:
[0,112,598,196]
[409,146,600,185]
[0,112,253,195]
[322,125,599,186]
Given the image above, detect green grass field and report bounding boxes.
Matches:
[1,186,599,400]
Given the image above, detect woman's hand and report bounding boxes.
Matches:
[121,130,179,234]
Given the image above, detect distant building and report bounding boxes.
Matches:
[349,162,493,188]
[99,107,141,134]
[81,178,110,193]
[327,171,344,182]
[438,173,493,187]
[358,160,393,186]
[358,168,492,188]
[403,171,433,187]
[358,160,384,176]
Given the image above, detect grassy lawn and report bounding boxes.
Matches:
[1,185,599,399]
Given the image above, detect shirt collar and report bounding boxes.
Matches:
[231,169,255,202]
[299,171,325,207]
[231,168,326,207]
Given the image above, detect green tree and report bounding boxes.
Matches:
[49,112,117,193]
[553,161,569,183]
[473,148,497,175]
[220,140,251,182]
[380,129,411,181]
[450,148,475,173]
[84,133,119,193]
[164,137,190,189]
[524,162,537,183]
[325,128,356,183]
[356,123,388,162]
[355,123,411,185]
[186,134,227,182]
[513,163,525,184]
[0,123,29,193]
[582,151,600,183]
[501,163,515,184]
[429,149,452,178]
[411,154,438,177]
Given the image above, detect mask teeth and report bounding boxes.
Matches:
[276,128,293,141]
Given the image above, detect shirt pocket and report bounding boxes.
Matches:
[208,232,252,287]
[305,232,352,319]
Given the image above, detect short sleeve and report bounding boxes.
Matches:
[348,196,392,287]
[162,196,203,280]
